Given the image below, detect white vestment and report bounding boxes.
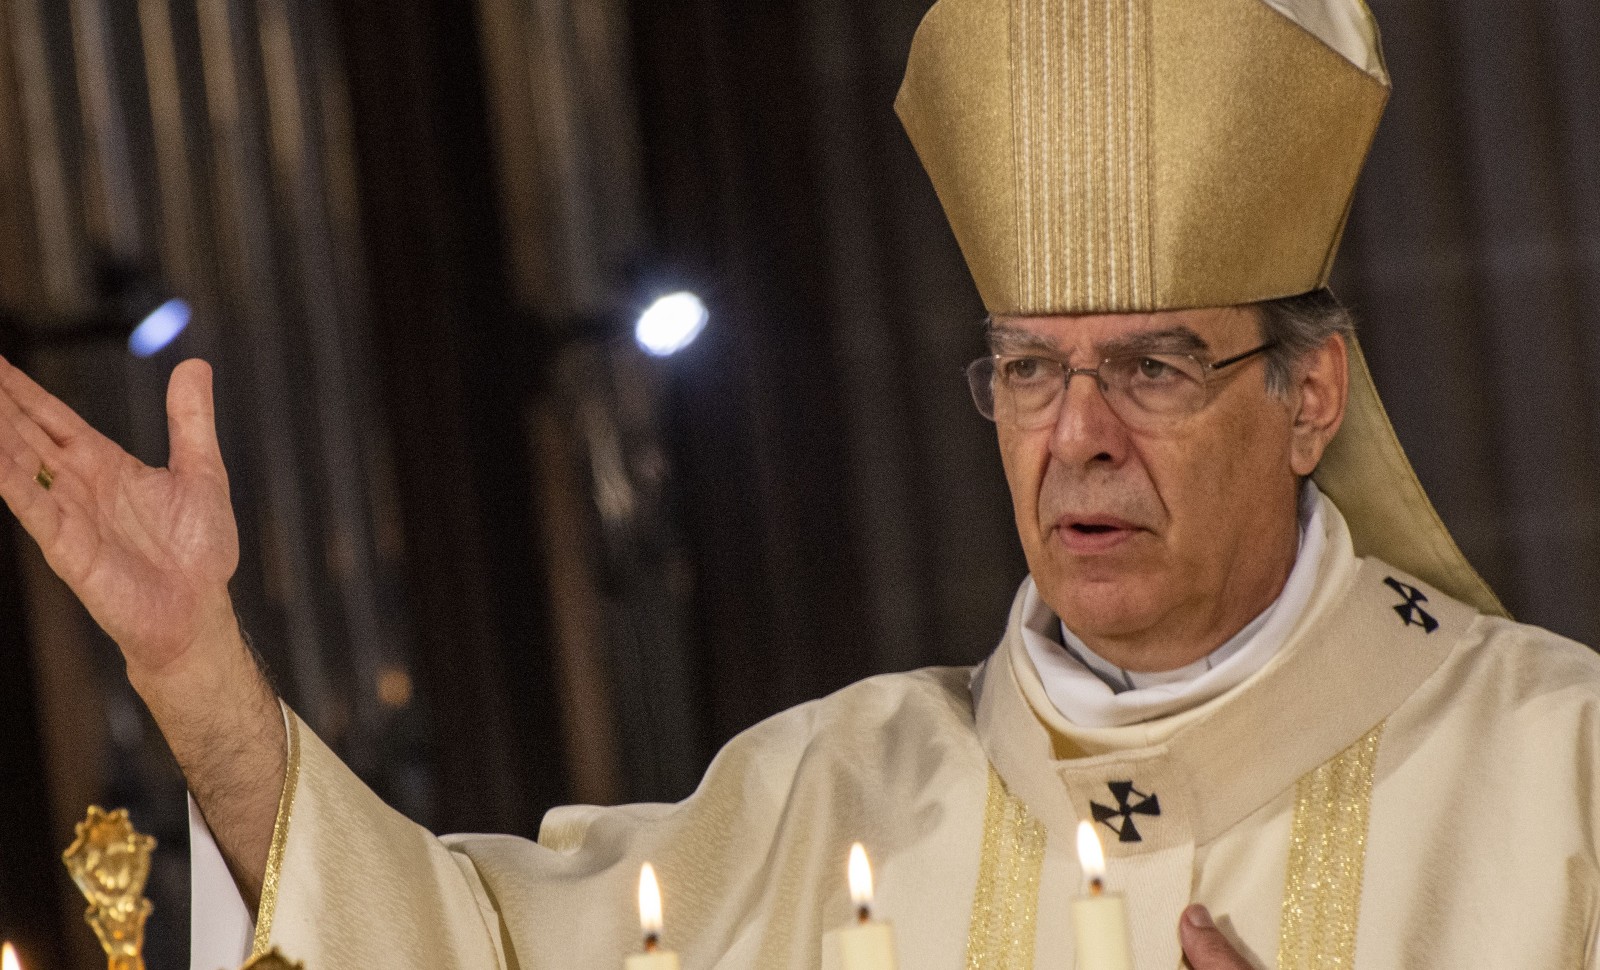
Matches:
[194,494,1600,968]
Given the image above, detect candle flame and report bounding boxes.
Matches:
[848,842,875,910]
[638,862,664,938]
[2,942,20,970]
[1076,820,1106,886]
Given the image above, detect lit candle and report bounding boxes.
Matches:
[822,843,898,970]
[1072,821,1133,970]
[625,863,681,970]
[2,942,20,970]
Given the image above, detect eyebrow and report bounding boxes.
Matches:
[986,324,1060,355]
[986,323,1210,357]
[1098,326,1210,356]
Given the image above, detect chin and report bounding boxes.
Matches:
[1035,575,1162,638]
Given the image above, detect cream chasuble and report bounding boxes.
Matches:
[238,494,1600,968]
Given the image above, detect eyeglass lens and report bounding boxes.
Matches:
[966,354,1210,430]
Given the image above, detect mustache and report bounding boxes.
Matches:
[1036,467,1162,529]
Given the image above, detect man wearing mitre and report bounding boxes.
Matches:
[0,0,1596,966]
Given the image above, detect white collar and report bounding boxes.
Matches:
[1023,482,1327,728]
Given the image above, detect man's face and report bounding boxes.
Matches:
[992,305,1318,667]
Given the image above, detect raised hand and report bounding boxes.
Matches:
[0,357,284,907]
[0,357,239,680]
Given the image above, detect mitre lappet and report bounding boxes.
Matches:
[895,0,1504,616]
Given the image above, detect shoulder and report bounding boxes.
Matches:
[703,665,981,783]
[1341,556,1600,752]
[1390,585,1600,744]
[777,664,978,732]
[1355,554,1600,706]
[537,666,985,850]
[1377,605,1600,853]
[1450,612,1600,707]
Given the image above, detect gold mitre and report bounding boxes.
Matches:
[896,0,1388,312]
[897,0,1507,615]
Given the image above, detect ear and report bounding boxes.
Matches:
[1288,333,1348,476]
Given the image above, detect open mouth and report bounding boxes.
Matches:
[1054,517,1140,552]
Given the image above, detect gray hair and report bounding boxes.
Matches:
[1254,288,1355,395]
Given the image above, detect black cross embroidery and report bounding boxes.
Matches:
[1090,781,1161,843]
[1383,577,1439,634]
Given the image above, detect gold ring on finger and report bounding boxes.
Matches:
[34,463,53,490]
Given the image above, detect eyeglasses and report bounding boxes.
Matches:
[965,342,1277,431]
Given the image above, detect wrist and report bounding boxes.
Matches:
[126,607,282,762]
[124,594,251,693]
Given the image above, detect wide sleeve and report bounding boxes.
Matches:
[253,668,984,970]
[253,711,508,969]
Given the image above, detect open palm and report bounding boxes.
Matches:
[0,357,240,678]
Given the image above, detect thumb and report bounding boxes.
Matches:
[1179,905,1253,970]
[166,359,226,482]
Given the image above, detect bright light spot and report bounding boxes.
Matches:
[3,941,21,970]
[635,292,708,357]
[376,666,414,709]
[128,298,191,358]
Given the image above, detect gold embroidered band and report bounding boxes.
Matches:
[1010,0,1153,311]
[1278,721,1385,970]
[252,709,303,956]
[965,767,1048,970]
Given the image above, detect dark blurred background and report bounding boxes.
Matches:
[0,0,1595,966]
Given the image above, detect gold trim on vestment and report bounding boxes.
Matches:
[252,709,302,956]
[965,767,1047,970]
[1278,721,1384,970]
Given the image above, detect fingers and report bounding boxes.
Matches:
[0,356,109,497]
[0,377,65,468]
[166,359,227,485]
[0,355,95,447]
[0,355,108,506]
[1180,906,1256,970]
[0,401,64,548]
[0,362,68,496]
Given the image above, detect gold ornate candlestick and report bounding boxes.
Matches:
[62,804,307,970]
[61,806,155,970]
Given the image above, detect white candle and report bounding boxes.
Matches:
[1071,821,1133,970]
[822,843,898,970]
[625,863,681,970]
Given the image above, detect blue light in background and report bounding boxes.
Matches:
[128,298,191,357]
[635,292,708,357]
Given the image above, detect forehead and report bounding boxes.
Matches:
[988,305,1260,355]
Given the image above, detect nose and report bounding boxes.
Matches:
[1048,368,1130,467]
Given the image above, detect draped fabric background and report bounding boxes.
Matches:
[0,0,1594,965]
